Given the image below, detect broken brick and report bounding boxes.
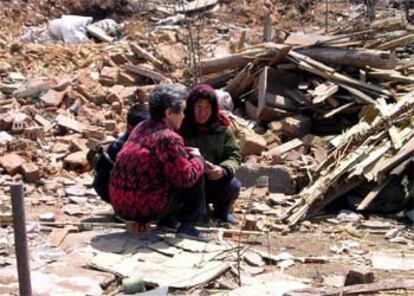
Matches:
[99,66,118,86]
[64,151,90,172]
[13,79,53,98]
[23,127,45,140]
[106,91,122,104]
[0,153,26,175]
[109,85,137,101]
[281,115,312,138]
[0,61,12,73]
[112,101,123,114]
[77,83,107,105]
[21,163,40,183]
[239,131,267,156]
[84,128,106,141]
[102,120,117,131]
[110,53,130,65]
[34,114,52,128]
[117,71,136,86]
[136,85,156,103]
[56,114,84,133]
[345,268,375,286]
[40,87,70,107]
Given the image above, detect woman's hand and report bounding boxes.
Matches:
[206,164,225,180]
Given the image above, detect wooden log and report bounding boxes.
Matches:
[264,138,303,158]
[312,82,339,104]
[285,279,414,296]
[201,70,238,88]
[337,84,376,104]
[201,49,261,75]
[323,102,355,118]
[357,178,392,211]
[287,49,392,97]
[86,25,114,42]
[200,44,291,75]
[176,0,218,13]
[130,43,164,68]
[296,47,399,70]
[376,34,414,50]
[373,134,414,181]
[367,71,414,84]
[122,64,167,82]
[224,63,256,99]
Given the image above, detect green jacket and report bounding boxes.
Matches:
[184,127,241,177]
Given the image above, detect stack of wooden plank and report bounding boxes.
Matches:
[199,15,414,219]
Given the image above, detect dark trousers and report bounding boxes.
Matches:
[159,176,241,225]
[206,177,241,220]
[159,176,207,227]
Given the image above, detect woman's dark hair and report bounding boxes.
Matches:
[127,104,149,128]
[149,85,187,120]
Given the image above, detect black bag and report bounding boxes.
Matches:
[92,145,114,203]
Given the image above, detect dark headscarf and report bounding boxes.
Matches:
[181,84,230,136]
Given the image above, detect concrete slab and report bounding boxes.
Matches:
[235,164,295,194]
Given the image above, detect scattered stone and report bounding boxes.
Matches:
[0,152,26,175]
[239,131,267,156]
[117,71,136,86]
[21,163,41,183]
[0,61,12,73]
[110,53,130,65]
[345,268,375,286]
[136,85,155,103]
[34,114,52,128]
[243,251,265,267]
[39,213,55,222]
[64,151,90,172]
[243,215,258,231]
[336,210,361,223]
[0,131,13,145]
[84,127,106,141]
[99,67,118,86]
[280,115,312,138]
[389,236,409,245]
[56,114,84,133]
[102,120,117,131]
[13,79,52,98]
[40,87,69,107]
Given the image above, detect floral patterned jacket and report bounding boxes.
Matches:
[109,119,204,222]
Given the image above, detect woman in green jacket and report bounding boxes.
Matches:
[181,84,242,224]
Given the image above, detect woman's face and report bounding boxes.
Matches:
[194,99,212,125]
[165,102,186,130]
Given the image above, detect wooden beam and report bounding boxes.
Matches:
[285,279,414,296]
[297,47,399,70]
[357,178,392,211]
[122,64,167,82]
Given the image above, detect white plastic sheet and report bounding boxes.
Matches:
[48,15,93,43]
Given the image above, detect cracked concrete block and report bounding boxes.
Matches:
[235,164,295,194]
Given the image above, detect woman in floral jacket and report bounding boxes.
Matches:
[110,85,209,241]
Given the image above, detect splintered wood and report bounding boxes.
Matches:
[281,94,414,226]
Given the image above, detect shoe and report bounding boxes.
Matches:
[226,213,238,224]
[215,213,238,226]
[177,225,211,242]
[155,217,180,233]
